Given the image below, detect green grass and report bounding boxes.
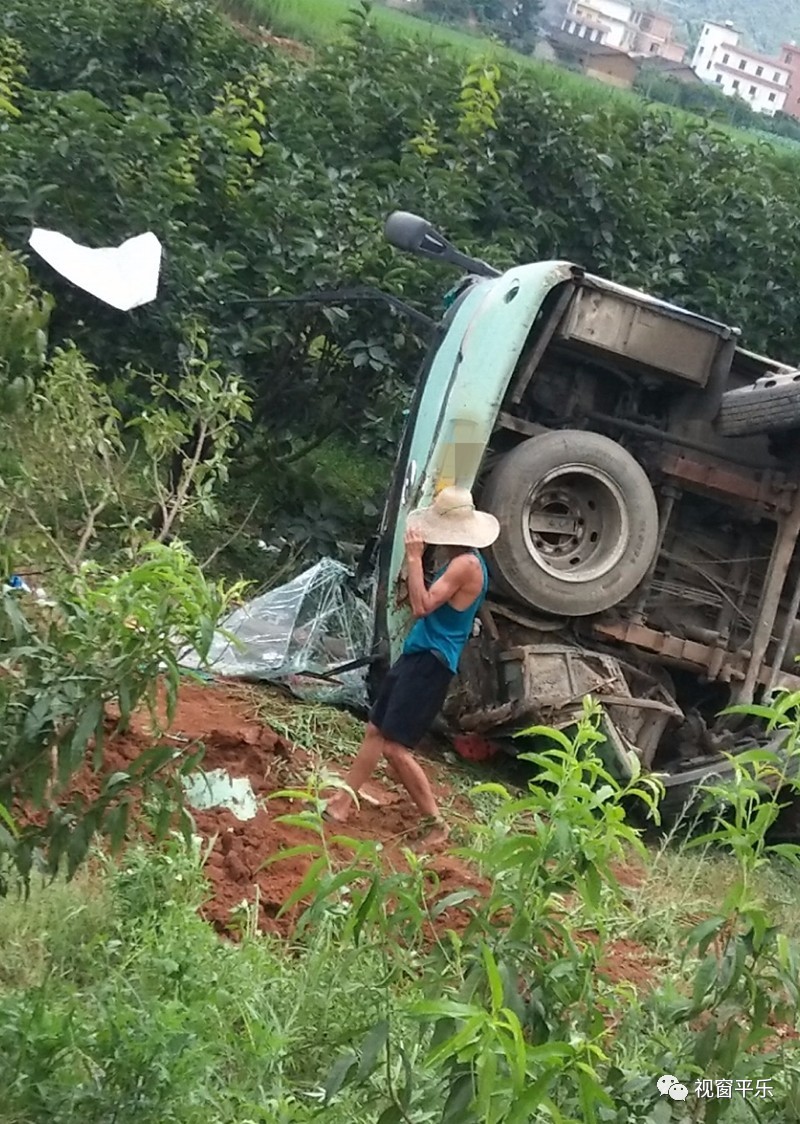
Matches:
[2,823,797,1123]
[4,713,800,1124]
[235,0,511,53]
[0,841,403,1124]
[251,682,367,761]
[615,841,800,967]
[312,436,390,512]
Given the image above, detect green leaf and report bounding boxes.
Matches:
[273,813,323,835]
[323,1053,357,1102]
[704,1097,724,1124]
[581,863,602,910]
[0,803,18,839]
[693,1017,717,1068]
[527,1042,574,1063]
[469,782,510,800]
[691,953,719,1009]
[425,1015,484,1068]
[516,725,574,752]
[768,843,800,866]
[356,1019,388,1081]
[277,855,328,916]
[105,800,130,854]
[722,704,782,720]
[441,1072,474,1123]
[268,788,318,802]
[260,843,321,868]
[431,888,480,919]
[67,700,102,773]
[482,944,504,1015]
[685,915,726,956]
[318,868,365,901]
[649,1101,674,1124]
[501,1008,528,1090]
[352,873,380,944]
[398,1043,413,1109]
[507,1071,558,1123]
[410,999,478,1020]
[718,1020,743,1068]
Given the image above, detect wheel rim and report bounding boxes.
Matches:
[522,463,630,583]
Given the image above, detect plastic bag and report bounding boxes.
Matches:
[181,558,372,707]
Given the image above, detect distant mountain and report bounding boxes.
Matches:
[643,0,800,53]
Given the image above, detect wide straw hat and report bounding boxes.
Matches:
[406,486,500,549]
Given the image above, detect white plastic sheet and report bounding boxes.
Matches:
[181,558,373,707]
[182,769,258,821]
[28,229,162,311]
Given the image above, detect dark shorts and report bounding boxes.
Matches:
[369,651,453,749]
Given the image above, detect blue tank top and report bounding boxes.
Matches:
[403,550,489,674]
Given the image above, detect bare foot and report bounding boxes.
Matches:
[413,816,449,850]
[323,793,352,824]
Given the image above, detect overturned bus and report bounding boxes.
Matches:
[367,212,800,806]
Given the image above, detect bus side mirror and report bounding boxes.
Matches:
[384,212,500,278]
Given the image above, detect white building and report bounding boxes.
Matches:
[562,0,631,47]
[691,19,790,116]
[561,1,686,60]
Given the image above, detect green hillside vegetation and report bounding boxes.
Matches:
[3,0,800,572]
[664,0,800,54]
[3,2,800,1121]
[247,0,800,147]
[237,0,507,48]
[4,0,800,746]
[235,0,640,106]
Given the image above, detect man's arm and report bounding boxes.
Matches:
[404,527,477,618]
[406,553,474,618]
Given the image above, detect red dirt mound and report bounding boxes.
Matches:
[64,679,489,938]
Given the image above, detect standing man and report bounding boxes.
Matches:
[324,486,500,846]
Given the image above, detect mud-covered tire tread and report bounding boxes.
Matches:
[717,370,800,436]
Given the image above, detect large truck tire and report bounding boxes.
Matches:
[481,429,659,617]
[717,370,800,436]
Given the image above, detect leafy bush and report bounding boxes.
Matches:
[4,0,800,536]
[421,0,542,51]
[0,542,244,889]
[0,242,51,411]
[0,264,253,573]
[261,702,800,1121]
[667,0,797,56]
[635,67,800,146]
[0,831,410,1124]
[3,701,800,1122]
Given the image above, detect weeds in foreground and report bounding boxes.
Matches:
[0,836,394,1124]
[262,702,800,1121]
[3,700,800,1122]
